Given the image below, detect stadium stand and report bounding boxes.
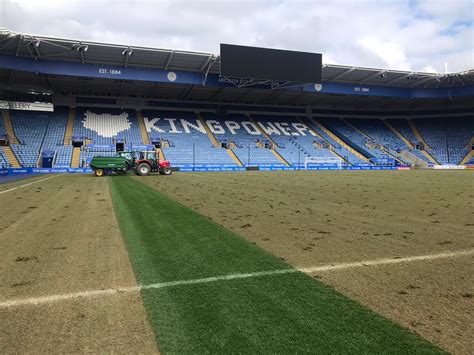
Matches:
[0,117,8,168]
[1,106,473,169]
[71,108,145,166]
[74,108,143,145]
[252,114,337,166]
[201,113,282,166]
[383,119,431,164]
[9,107,70,168]
[413,117,474,164]
[10,111,48,167]
[142,110,237,167]
[0,30,472,172]
[300,118,366,165]
[0,115,5,136]
[344,118,417,165]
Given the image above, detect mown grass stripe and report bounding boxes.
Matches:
[108,176,443,354]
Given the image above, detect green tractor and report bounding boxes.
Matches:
[90,151,172,177]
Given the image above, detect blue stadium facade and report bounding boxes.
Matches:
[0,29,473,172]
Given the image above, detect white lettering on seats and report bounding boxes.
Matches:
[144,117,165,133]
[241,121,261,135]
[180,119,206,134]
[164,118,182,133]
[206,120,225,135]
[257,122,281,136]
[225,121,241,135]
[292,123,315,136]
[274,122,293,136]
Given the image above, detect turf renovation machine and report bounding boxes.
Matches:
[90,151,172,177]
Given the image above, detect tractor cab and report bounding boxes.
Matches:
[134,150,172,176]
[116,151,137,163]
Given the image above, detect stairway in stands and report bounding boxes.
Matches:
[71,147,81,168]
[408,119,439,165]
[1,146,20,168]
[198,113,244,167]
[384,120,414,148]
[155,147,166,161]
[2,110,19,144]
[460,150,474,165]
[137,110,150,144]
[311,118,370,163]
[249,115,290,167]
[63,108,76,145]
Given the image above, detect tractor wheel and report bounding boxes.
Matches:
[94,168,104,177]
[160,168,172,175]
[136,163,151,176]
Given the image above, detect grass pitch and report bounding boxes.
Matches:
[1,170,471,353]
[109,175,443,353]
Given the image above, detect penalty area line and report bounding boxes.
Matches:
[0,248,472,309]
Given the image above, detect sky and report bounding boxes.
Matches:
[0,0,473,73]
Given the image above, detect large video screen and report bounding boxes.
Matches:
[220,44,322,83]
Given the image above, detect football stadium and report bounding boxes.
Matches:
[0,15,473,355]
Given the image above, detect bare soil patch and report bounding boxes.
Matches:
[0,175,157,353]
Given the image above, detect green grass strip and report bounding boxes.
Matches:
[109,176,443,354]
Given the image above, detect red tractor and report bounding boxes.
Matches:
[135,151,172,176]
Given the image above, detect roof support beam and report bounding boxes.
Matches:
[15,35,22,56]
[152,82,160,97]
[359,70,387,83]
[8,69,14,85]
[25,43,37,60]
[39,74,53,90]
[120,81,125,96]
[411,76,437,87]
[199,54,213,72]
[164,51,174,70]
[384,73,414,84]
[331,67,356,80]
[209,87,225,101]
[180,84,195,100]
[456,74,465,86]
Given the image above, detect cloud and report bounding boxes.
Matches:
[0,0,472,72]
[358,38,411,71]
[421,65,438,73]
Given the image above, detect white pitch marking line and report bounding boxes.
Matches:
[298,249,474,273]
[0,175,59,195]
[0,249,472,309]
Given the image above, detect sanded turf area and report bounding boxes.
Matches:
[0,175,158,353]
[109,176,443,353]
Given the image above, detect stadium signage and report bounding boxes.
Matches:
[167,72,177,82]
[143,117,317,137]
[98,68,122,75]
[0,100,54,112]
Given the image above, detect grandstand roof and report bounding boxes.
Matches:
[1,29,473,89]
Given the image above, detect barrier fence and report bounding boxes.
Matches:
[0,165,408,175]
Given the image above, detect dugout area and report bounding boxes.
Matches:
[0,170,472,353]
